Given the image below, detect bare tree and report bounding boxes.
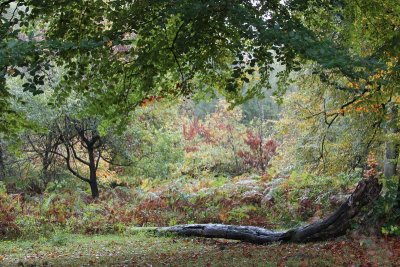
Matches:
[51,116,103,198]
[24,125,62,189]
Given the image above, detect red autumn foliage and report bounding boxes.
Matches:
[0,193,20,237]
[182,118,213,143]
[139,95,163,107]
[238,130,278,173]
[363,153,380,178]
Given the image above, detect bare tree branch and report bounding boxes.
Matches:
[69,140,90,166]
[64,144,90,183]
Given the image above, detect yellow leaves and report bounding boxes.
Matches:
[393,96,400,104]
[327,108,345,116]
[355,106,368,113]
[140,178,152,191]
[352,103,382,114]
[98,168,122,185]
[347,82,360,89]
[346,61,396,89]
[372,72,383,80]
[370,65,395,81]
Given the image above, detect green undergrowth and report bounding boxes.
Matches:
[0,171,373,240]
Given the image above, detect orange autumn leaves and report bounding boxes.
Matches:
[334,60,398,116]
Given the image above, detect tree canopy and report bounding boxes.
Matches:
[2,0,397,133]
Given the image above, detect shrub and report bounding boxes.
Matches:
[180,100,246,176]
[237,130,278,174]
[0,182,21,238]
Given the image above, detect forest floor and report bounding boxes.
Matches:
[0,231,399,266]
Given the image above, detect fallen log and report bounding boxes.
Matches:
[158,174,382,244]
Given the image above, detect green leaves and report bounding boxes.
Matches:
[0,0,393,136]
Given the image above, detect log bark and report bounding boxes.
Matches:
[159,175,381,244]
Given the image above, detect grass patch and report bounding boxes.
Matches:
[0,231,397,266]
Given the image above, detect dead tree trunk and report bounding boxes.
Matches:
[159,174,381,244]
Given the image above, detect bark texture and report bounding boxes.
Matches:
[159,175,381,244]
[0,141,5,181]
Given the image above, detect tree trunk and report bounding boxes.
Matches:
[383,103,400,208]
[89,180,99,199]
[88,147,99,199]
[41,151,52,187]
[0,141,5,181]
[159,175,381,244]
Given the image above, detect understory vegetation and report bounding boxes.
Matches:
[0,170,364,238]
[0,97,397,242]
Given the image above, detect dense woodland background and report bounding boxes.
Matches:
[0,0,400,265]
